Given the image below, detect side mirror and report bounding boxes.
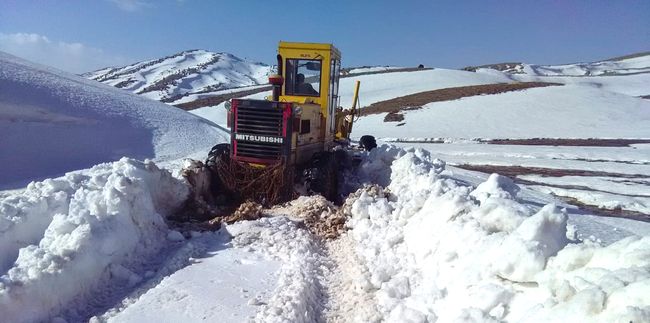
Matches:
[224,100,231,111]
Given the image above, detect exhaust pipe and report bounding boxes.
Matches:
[269,54,284,101]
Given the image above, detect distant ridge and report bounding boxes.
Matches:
[84,49,271,103]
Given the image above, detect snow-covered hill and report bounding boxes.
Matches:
[0,51,226,189]
[472,52,650,98]
[84,49,271,103]
[466,51,650,77]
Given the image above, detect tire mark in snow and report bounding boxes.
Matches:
[62,237,216,322]
[229,217,330,323]
[324,234,381,323]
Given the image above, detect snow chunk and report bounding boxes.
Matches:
[166,230,185,242]
[471,173,520,202]
[345,145,650,322]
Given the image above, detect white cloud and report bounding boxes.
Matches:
[108,0,152,12]
[0,32,131,74]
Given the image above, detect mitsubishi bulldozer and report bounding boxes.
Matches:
[183,41,376,214]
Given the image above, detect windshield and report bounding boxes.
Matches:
[285,59,322,97]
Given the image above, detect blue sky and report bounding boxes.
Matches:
[1,0,648,73]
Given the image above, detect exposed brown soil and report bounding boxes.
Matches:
[515,178,650,199]
[551,158,650,165]
[482,138,650,147]
[554,196,650,222]
[220,201,263,224]
[360,82,561,119]
[455,164,650,222]
[384,111,406,122]
[386,137,650,148]
[455,164,650,179]
[174,86,272,111]
[462,62,523,73]
[340,66,432,77]
[604,51,650,61]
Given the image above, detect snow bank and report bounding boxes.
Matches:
[346,146,650,322]
[0,158,189,323]
[225,216,327,323]
[0,51,226,188]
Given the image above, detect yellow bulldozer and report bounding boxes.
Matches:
[185,41,375,212]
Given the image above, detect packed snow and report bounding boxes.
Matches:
[0,51,226,189]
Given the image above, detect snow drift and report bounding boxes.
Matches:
[0,51,226,188]
[345,145,650,322]
[0,158,188,323]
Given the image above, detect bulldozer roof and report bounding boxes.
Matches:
[278,41,341,58]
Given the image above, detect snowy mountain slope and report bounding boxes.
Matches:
[348,71,650,216]
[467,51,650,77]
[525,53,650,76]
[0,51,226,189]
[84,49,271,103]
[354,84,650,140]
[473,52,650,97]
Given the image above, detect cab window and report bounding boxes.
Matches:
[285,59,321,97]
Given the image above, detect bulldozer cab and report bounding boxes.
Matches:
[277,42,341,145]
